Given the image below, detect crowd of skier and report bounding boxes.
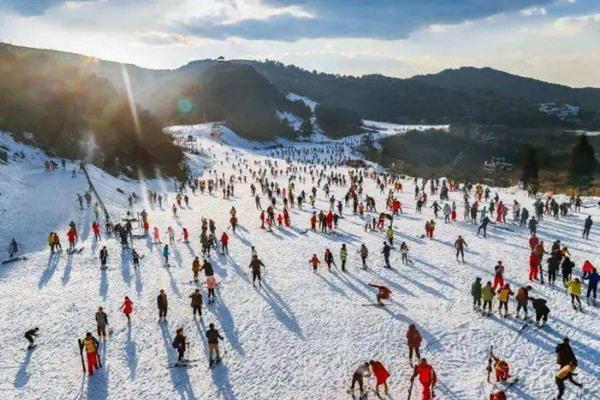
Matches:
[8,142,597,400]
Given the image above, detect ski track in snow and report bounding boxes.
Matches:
[0,128,598,400]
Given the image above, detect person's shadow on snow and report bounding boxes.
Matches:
[13,347,34,388]
[125,324,137,380]
[99,268,108,301]
[160,321,196,400]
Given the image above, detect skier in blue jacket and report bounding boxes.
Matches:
[583,268,599,305]
[163,244,170,266]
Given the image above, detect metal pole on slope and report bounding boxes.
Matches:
[79,162,112,229]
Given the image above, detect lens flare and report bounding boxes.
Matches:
[178,98,192,114]
[121,64,141,137]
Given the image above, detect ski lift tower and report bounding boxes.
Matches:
[482,157,513,187]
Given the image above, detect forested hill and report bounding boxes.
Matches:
[240,61,543,126]
[1,42,600,156]
[411,66,600,111]
[0,43,186,178]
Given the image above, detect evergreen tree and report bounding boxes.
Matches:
[520,145,539,187]
[300,119,313,137]
[569,135,598,188]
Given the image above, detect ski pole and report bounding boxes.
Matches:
[78,339,86,373]
[407,378,414,400]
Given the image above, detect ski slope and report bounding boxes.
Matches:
[0,128,598,400]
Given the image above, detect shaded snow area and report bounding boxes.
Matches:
[0,127,599,400]
[276,111,303,131]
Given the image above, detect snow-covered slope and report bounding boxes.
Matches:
[0,128,598,400]
[362,120,450,137]
[286,93,318,112]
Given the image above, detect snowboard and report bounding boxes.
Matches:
[2,256,28,265]
[346,389,368,400]
[67,247,84,255]
[168,359,201,368]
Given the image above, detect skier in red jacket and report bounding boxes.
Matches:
[92,222,101,240]
[220,232,229,254]
[528,234,539,250]
[369,360,390,396]
[119,296,133,322]
[368,283,391,306]
[411,358,437,400]
[492,261,505,290]
[582,260,594,278]
[529,252,540,281]
[309,254,320,273]
[283,208,290,227]
[490,390,507,400]
[67,228,77,250]
[406,324,422,366]
[310,213,317,231]
[326,211,334,231]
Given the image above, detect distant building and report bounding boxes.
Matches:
[483,157,513,187]
[539,102,580,120]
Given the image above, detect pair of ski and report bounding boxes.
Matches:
[572,304,584,312]
[347,387,391,399]
[207,357,223,370]
[67,247,84,255]
[168,358,201,368]
[78,339,102,373]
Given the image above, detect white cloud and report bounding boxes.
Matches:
[0,0,599,87]
[163,0,312,27]
[520,7,547,16]
[138,31,204,47]
[552,13,600,36]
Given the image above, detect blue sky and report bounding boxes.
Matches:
[1,0,599,86]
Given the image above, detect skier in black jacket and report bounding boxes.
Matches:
[583,215,593,239]
[172,328,187,364]
[206,323,224,366]
[24,327,39,349]
[382,242,391,268]
[561,256,574,284]
[555,338,577,368]
[530,297,550,327]
[99,246,108,268]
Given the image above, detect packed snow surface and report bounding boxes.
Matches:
[0,127,598,400]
